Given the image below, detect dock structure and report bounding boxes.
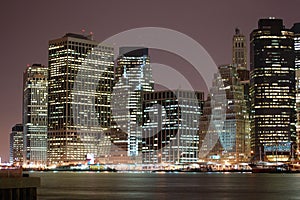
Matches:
[0,169,40,200]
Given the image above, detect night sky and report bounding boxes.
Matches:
[1,0,299,161]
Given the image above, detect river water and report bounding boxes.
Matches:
[30,172,300,200]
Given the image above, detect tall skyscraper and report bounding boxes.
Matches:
[23,64,48,165]
[142,90,203,164]
[111,47,153,161]
[9,124,23,165]
[47,33,114,163]
[250,18,296,162]
[199,65,249,162]
[233,28,247,70]
[232,28,251,116]
[292,23,300,157]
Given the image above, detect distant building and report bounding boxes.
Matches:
[232,28,251,116]
[232,28,247,70]
[250,18,296,162]
[10,124,23,165]
[142,90,203,164]
[23,64,48,165]
[199,65,249,162]
[47,33,114,163]
[110,47,153,163]
[292,23,300,157]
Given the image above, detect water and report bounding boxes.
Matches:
[30,172,300,200]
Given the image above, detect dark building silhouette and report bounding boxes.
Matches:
[250,18,296,162]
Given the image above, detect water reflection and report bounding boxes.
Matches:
[30,172,300,200]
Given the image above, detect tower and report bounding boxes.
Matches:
[250,18,296,162]
[232,28,247,70]
[10,124,24,165]
[199,65,249,162]
[142,90,203,164]
[47,33,114,163]
[111,47,153,161]
[292,23,300,158]
[23,64,48,165]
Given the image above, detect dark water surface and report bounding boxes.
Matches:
[30,172,300,200]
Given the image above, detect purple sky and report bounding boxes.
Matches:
[1,0,299,162]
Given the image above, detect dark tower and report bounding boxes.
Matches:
[250,18,296,162]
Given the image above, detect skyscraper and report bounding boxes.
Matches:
[232,28,251,115]
[233,28,247,70]
[199,65,249,162]
[47,33,114,163]
[292,23,300,157]
[250,18,296,162]
[142,90,203,164]
[111,47,153,161]
[9,124,23,165]
[23,64,48,165]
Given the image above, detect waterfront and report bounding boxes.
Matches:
[30,172,300,200]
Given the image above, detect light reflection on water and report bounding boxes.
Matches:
[30,172,300,200]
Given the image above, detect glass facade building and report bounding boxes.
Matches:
[250,18,296,162]
[142,90,203,164]
[111,47,153,162]
[9,124,24,165]
[47,33,114,163]
[199,65,249,162]
[23,64,48,165]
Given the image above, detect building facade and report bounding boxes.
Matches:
[9,124,23,165]
[110,47,154,163]
[232,28,251,115]
[47,33,114,163]
[292,23,300,157]
[232,28,247,70]
[250,18,296,162]
[199,65,250,162]
[142,90,203,164]
[23,64,48,165]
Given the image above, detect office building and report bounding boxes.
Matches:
[142,90,203,164]
[233,28,247,70]
[9,124,23,165]
[47,33,114,163]
[199,65,249,162]
[111,47,153,162]
[232,28,251,114]
[250,18,296,162]
[23,64,48,165]
[292,23,300,157]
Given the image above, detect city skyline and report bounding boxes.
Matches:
[1,0,300,161]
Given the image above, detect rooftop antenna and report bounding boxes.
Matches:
[81,28,86,36]
[88,31,94,40]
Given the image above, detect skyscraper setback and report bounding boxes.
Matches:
[23,64,48,165]
[47,33,114,163]
[250,18,296,162]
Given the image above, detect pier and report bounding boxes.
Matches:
[0,168,40,200]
